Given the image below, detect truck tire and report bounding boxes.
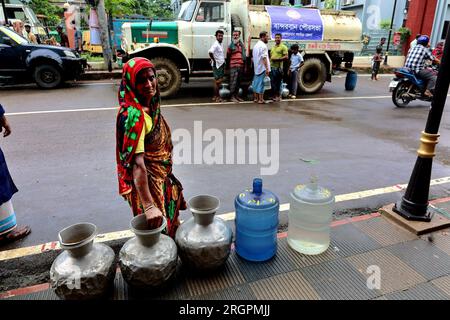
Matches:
[231,14,242,30]
[34,64,62,89]
[297,58,327,94]
[152,57,182,98]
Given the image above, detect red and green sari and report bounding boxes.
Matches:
[116,57,186,238]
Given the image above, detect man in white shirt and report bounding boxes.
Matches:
[209,29,225,102]
[252,31,271,104]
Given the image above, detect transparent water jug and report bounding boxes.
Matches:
[287,177,335,255]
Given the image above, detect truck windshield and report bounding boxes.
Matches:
[178,0,197,21]
[24,7,40,25]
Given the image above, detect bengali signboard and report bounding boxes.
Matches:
[265,6,324,41]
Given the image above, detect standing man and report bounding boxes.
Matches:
[74,26,83,53]
[227,30,246,102]
[56,25,70,48]
[24,24,37,44]
[269,33,288,102]
[252,31,271,104]
[209,29,226,103]
[288,44,304,99]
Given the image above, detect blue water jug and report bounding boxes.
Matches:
[234,178,280,261]
[345,71,357,91]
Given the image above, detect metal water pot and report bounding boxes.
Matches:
[281,83,290,98]
[219,83,231,99]
[119,215,177,288]
[175,195,232,271]
[264,76,271,91]
[50,223,115,300]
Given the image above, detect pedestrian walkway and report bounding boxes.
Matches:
[2,198,450,300]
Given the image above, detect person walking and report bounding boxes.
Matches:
[287,44,303,99]
[74,26,83,53]
[208,30,226,103]
[227,30,246,102]
[252,31,270,104]
[269,33,288,102]
[24,24,37,44]
[56,25,70,48]
[0,104,31,245]
[371,47,383,81]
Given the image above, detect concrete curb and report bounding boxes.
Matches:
[80,70,122,81]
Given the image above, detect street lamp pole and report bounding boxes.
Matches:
[384,0,398,65]
[393,24,450,221]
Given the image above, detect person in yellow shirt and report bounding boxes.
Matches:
[270,33,288,102]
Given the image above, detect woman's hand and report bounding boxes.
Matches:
[144,205,164,230]
[0,116,11,137]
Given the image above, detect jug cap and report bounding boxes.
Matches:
[291,176,334,204]
[236,178,279,209]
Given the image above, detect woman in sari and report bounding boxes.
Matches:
[116,58,186,237]
[0,104,31,245]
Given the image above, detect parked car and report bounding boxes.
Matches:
[0,26,87,88]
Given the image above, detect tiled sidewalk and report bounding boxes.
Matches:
[3,201,450,300]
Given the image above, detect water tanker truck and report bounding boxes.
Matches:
[120,0,363,98]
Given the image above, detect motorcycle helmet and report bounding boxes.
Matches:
[417,35,430,46]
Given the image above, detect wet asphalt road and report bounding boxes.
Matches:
[0,74,449,251]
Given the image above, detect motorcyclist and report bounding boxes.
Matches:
[404,35,440,98]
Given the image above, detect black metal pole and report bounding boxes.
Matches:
[393,23,450,221]
[1,0,9,25]
[384,0,398,65]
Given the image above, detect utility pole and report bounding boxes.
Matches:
[96,0,113,72]
[384,0,398,65]
[1,0,9,25]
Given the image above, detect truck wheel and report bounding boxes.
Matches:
[152,57,182,98]
[297,58,327,94]
[34,64,62,89]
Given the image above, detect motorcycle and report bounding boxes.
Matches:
[389,67,433,108]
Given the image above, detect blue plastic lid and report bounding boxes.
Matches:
[236,178,279,209]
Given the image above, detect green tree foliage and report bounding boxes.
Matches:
[380,19,392,30]
[29,0,62,26]
[105,0,136,17]
[324,0,336,9]
[133,0,173,19]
